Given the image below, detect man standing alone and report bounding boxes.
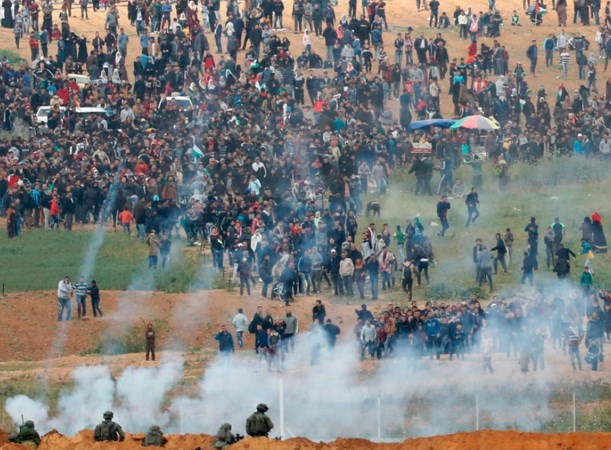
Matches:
[526,40,538,77]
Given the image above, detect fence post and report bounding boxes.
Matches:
[572,391,576,432]
[279,377,285,440]
[475,394,480,431]
[377,398,381,440]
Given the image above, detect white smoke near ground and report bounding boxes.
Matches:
[5,323,567,439]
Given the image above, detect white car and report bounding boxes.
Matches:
[67,73,92,89]
[35,106,66,126]
[158,94,193,111]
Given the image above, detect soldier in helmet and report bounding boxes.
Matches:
[94,411,125,442]
[8,420,41,448]
[245,404,274,438]
[213,423,234,449]
[142,424,166,446]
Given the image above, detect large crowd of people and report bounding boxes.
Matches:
[0,0,610,381]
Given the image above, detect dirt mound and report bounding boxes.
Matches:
[1,430,610,450]
[27,429,213,450]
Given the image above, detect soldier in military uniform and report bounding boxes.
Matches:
[213,423,235,449]
[245,404,274,438]
[93,411,125,442]
[142,424,166,446]
[8,420,41,448]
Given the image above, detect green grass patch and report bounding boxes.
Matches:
[0,49,24,65]
[0,230,209,293]
[359,157,611,300]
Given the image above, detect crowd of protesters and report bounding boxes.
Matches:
[0,0,611,379]
[217,288,610,373]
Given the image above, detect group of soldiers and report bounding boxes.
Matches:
[9,405,274,448]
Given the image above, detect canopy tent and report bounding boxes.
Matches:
[450,115,500,130]
[408,119,456,131]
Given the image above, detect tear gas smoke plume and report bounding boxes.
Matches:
[6,324,563,440]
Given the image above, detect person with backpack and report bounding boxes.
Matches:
[245,404,274,437]
[94,411,125,442]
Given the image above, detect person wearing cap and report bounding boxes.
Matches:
[573,133,584,155]
[245,404,274,437]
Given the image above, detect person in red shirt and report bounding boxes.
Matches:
[118,206,134,236]
[29,34,40,61]
[50,194,61,229]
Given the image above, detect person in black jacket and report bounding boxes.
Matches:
[436,195,451,237]
[61,191,76,230]
[88,280,103,317]
[521,251,537,285]
[491,232,509,273]
[465,186,479,227]
[214,325,235,358]
[312,299,327,324]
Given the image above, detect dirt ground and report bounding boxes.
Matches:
[0,0,607,117]
[0,289,359,361]
[0,429,610,450]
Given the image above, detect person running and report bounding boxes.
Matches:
[465,186,479,227]
[436,195,451,237]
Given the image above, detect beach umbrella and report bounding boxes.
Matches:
[450,115,500,130]
[408,119,456,131]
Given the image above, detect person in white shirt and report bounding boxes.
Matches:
[232,308,249,348]
[360,319,377,359]
[247,175,262,196]
[57,276,75,322]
